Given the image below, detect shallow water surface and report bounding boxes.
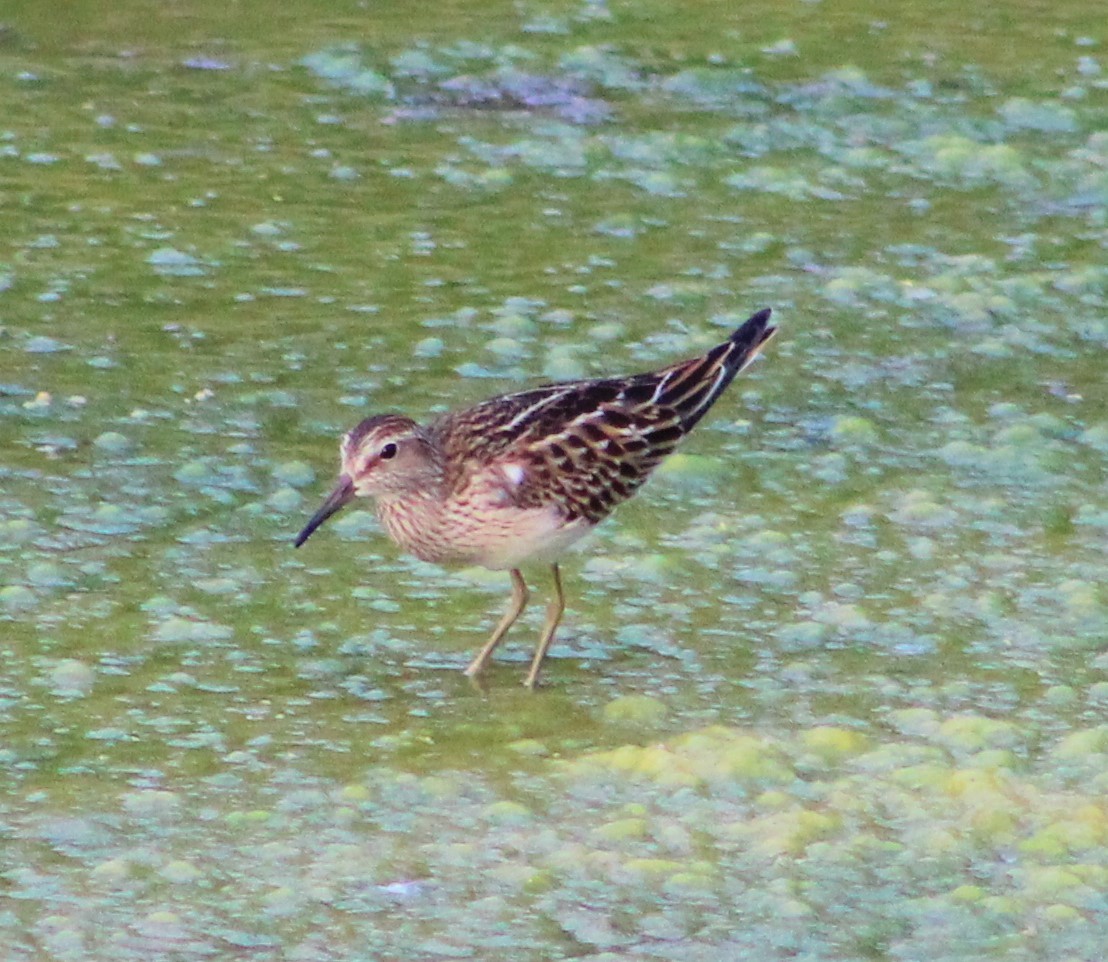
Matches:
[2,1,1107,959]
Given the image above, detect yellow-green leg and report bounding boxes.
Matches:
[523,563,565,690]
[464,568,529,679]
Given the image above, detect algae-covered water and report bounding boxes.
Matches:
[2,1,1107,959]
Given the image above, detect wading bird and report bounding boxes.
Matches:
[296,308,776,688]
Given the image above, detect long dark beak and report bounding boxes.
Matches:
[294,474,355,547]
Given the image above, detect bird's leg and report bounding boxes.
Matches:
[464,568,529,679]
[523,563,565,690]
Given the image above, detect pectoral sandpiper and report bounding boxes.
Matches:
[296,308,777,688]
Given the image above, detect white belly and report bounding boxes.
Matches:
[377,495,594,570]
[472,510,594,569]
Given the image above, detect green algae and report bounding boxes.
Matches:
[11,721,1108,958]
[3,1,1108,958]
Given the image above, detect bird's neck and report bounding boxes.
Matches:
[374,486,448,562]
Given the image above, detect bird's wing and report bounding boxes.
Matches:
[506,398,686,522]
[433,309,775,520]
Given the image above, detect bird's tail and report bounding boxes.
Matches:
[650,308,776,432]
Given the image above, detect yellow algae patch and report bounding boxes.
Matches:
[602,694,669,726]
[937,714,1021,752]
[622,858,688,879]
[489,863,552,892]
[483,801,534,824]
[1020,866,1088,901]
[592,817,649,843]
[753,789,793,811]
[676,726,794,783]
[949,884,985,903]
[507,738,549,757]
[1051,726,1108,759]
[901,826,960,857]
[887,762,950,791]
[560,726,794,789]
[887,707,941,737]
[943,766,1009,797]
[963,749,1019,772]
[1020,806,1108,858]
[662,872,717,895]
[1040,904,1084,924]
[727,809,841,858]
[828,415,879,447]
[339,784,371,803]
[801,725,869,761]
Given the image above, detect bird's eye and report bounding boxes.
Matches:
[379,442,398,460]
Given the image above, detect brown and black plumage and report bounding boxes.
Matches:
[296,308,777,687]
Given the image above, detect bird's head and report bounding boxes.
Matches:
[294,414,436,547]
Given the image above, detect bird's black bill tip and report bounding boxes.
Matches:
[292,526,316,549]
[294,475,355,548]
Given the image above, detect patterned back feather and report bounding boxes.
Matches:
[433,309,776,523]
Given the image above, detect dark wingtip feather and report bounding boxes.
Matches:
[647,307,778,436]
[731,308,776,348]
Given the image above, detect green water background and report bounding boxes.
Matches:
[2,1,1107,959]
